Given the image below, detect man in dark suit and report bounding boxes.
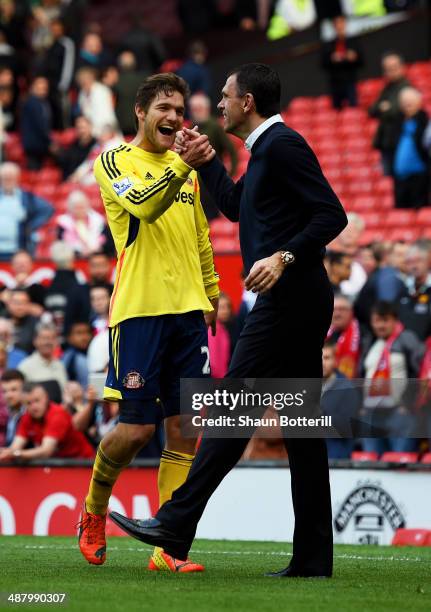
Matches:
[110,64,348,578]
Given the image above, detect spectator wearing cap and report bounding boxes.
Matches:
[0,382,94,461]
[0,162,54,260]
[18,322,68,403]
[393,87,429,209]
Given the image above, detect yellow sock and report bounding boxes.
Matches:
[85,445,129,515]
[153,449,194,558]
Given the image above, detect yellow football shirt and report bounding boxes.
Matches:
[93,143,219,327]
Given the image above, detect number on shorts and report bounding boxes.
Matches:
[201,346,210,374]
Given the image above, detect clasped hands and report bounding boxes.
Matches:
[176,126,216,168]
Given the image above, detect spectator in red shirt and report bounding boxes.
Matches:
[0,382,94,461]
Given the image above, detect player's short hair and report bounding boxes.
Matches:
[135,73,190,112]
[228,63,281,118]
[1,369,25,383]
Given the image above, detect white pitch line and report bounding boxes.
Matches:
[15,544,429,563]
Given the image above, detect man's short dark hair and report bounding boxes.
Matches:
[1,369,25,383]
[326,251,349,266]
[89,251,109,261]
[228,63,281,118]
[371,301,399,319]
[67,321,92,334]
[90,283,112,296]
[22,381,47,394]
[135,73,190,112]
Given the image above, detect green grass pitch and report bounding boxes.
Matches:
[0,536,430,612]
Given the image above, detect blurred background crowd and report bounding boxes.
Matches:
[0,0,430,464]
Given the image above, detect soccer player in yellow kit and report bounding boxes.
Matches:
[78,73,219,572]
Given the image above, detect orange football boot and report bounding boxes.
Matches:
[77,508,107,565]
[148,549,204,573]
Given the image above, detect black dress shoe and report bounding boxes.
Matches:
[265,565,331,578]
[109,513,189,559]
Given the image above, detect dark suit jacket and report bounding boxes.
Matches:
[199,121,347,298]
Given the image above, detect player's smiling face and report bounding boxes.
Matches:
[137,91,185,153]
[218,74,246,135]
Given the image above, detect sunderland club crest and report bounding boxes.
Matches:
[123,371,145,389]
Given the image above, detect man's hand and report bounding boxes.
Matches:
[244,253,285,294]
[178,127,215,168]
[204,297,219,336]
[0,448,15,462]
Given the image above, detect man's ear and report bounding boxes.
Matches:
[135,104,146,123]
[243,93,255,114]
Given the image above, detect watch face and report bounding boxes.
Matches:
[282,251,294,265]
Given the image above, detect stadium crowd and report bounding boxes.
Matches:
[0,3,430,462]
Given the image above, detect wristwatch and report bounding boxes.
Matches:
[13,450,22,458]
[280,251,295,266]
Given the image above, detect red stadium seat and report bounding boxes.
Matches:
[358,229,387,245]
[374,177,394,196]
[351,451,379,462]
[210,218,238,237]
[36,167,62,184]
[421,227,431,239]
[210,237,240,253]
[288,97,314,113]
[346,181,374,195]
[387,228,420,242]
[383,210,416,227]
[421,453,431,464]
[351,196,378,212]
[416,208,431,226]
[361,212,383,228]
[380,452,419,464]
[392,529,431,547]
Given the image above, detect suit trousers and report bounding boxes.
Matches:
[157,263,334,574]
